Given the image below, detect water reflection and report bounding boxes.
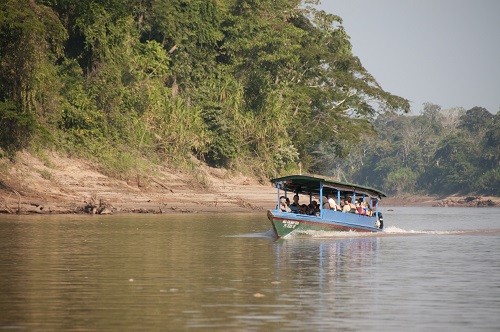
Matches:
[268,236,381,328]
[275,235,379,278]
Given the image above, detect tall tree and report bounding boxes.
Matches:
[0,0,66,152]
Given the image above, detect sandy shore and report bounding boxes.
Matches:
[0,151,497,215]
[0,151,277,215]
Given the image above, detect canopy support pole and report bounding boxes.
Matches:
[319,181,323,218]
[276,182,280,210]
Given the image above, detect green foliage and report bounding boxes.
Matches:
[476,169,499,195]
[57,59,107,155]
[0,0,66,112]
[1,0,412,179]
[459,107,493,135]
[385,167,418,194]
[0,0,67,153]
[0,100,37,154]
[201,105,238,167]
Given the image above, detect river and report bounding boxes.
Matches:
[0,207,499,331]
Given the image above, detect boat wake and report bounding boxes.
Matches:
[382,226,465,235]
[225,229,276,238]
[281,226,500,238]
[383,226,500,236]
[228,227,500,240]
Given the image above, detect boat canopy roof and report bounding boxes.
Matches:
[270,174,387,199]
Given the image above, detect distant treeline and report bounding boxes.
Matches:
[0,0,408,177]
[317,104,499,196]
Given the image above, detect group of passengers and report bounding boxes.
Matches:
[279,195,320,215]
[279,194,375,216]
[339,197,374,216]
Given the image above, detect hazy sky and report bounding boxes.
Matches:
[318,0,500,114]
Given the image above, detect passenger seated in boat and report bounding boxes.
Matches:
[289,194,300,213]
[342,198,351,212]
[323,197,339,211]
[322,196,329,210]
[307,201,319,216]
[342,197,356,213]
[309,201,320,215]
[330,198,341,211]
[278,196,291,212]
[351,201,358,213]
[370,198,378,216]
[362,201,373,216]
[307,203,313,214]
[356,198,364,214]
[339,198,346,210]
[299,204,308,214]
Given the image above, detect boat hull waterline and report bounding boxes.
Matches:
[268,210,382,238]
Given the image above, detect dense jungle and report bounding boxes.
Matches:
[0,0,498,197]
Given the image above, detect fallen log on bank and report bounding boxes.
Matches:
[83,195,114,214]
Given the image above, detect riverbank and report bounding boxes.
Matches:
[0,151,498,215]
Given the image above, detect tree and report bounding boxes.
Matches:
[459,106,493,136]
[0,0,66,152]
[385,167,418,194]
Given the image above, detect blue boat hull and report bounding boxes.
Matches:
[268,209,382,238]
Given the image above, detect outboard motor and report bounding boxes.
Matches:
[377,212,384,229]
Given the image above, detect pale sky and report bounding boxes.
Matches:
[318,0,500,114]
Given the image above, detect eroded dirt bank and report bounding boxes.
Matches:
[0,151,497,215]
[0,151,276,214]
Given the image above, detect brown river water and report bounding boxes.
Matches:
[1,207,499,331]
